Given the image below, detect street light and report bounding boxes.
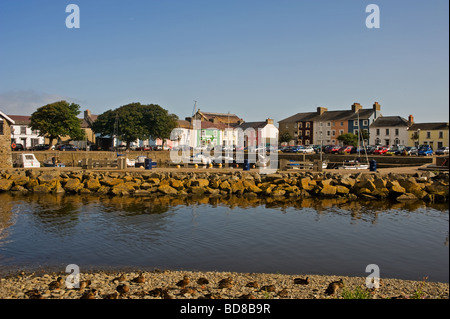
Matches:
[417,129,420,147]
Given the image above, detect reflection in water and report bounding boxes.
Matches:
[0,193,448,282]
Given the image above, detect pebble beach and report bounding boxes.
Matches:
[0,269,448,299]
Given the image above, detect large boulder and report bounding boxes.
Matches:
[157,184,178,195]
[0,179,14,192]
[64,178,84,193]
[320,185,337,197]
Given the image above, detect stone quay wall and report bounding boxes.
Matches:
[0,168,448,203]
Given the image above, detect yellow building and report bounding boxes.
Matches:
[408,122,449,149]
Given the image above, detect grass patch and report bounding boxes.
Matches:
[341,286,372,299]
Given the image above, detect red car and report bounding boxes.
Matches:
[330,145,342,154]
[373,146,389,155]
[338,146,353,154]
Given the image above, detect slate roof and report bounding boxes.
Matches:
[7,115,30,125]
[409,122,449,131]
[370,116,410,127]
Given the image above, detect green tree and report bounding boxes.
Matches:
[93,102,178,149]
[279,132,292,144]
[142,104,178,142]
[337,133,358,146]
[30,100,85,146]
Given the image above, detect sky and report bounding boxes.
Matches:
[0,0,448,124]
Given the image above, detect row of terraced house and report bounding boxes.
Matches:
[278,102,449,149]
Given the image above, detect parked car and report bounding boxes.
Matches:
[366,145,377,154]
[418,145,433,156]
[30,144,51,151]
[11,143,25,151]
[298,146,315,154]
[350,146,365,154]
[435,146,449,155]
[338,145,353,154]
[290,145,305,153]
[135,145,152,151]
[398,146,418,156]
[323,145,335,154]
[387,145,405,155]
[373,146,389,155]
[311,145,323,154]
[58,144,79,151]
[330,145,342,154]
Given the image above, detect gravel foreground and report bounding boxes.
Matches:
[0,269,448,299]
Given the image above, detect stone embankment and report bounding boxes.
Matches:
[1,269,448,299]
[0,169,448,202]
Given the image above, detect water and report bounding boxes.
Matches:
[0,193,448,282]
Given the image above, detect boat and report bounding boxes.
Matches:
[339,112,369,170]
[338,159,369,170]
[43,156,65,167]
[15,153,41,168]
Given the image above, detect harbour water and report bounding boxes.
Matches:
[0,193,448,282]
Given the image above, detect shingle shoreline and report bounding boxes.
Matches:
[0,269,448,299]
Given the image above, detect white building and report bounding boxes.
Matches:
[8,115,45,149]
[369,116,411,146]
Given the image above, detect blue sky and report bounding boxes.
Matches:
[0,0,448,124]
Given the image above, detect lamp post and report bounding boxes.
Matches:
[417,129,420,147]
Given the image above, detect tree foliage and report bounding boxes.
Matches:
[279,132,293,144]
[337,133,358,146]
[30,100,85,145]
[92,102,178,149]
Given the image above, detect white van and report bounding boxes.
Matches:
[16,153,41,168]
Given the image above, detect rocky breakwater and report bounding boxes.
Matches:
[0,169,448,203]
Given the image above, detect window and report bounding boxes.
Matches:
[213,130,217,137]
[305,122,310,128]
[354,129,359,135]
[339,130,344,135]
[20,126,27,135]
[327,131,331,136]
[375,138,381,145]
[298,130,302,136]
[332,122,335,126]
[332,130,336,136]
[438,142,443,148]
[385,129,389,135]
[439,131,443,138]
[394,138,400,145]
[340,122,344,126]
[327,122,331,127]
[353,120,358,126]
[0,120,3,135]
[395,128,399,136]
[305,130,310,136]
[426,132,431,139]
[305,140,310,145]
[298,122,302,129]
[376,129,380,136]
[363,120,368,126]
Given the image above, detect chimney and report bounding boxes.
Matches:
[266,118,274,125]
[373,102,381,111]
[351,103,362,112]
[317,107,328,115]
[408,115,414,126]
[84,109,91,120]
